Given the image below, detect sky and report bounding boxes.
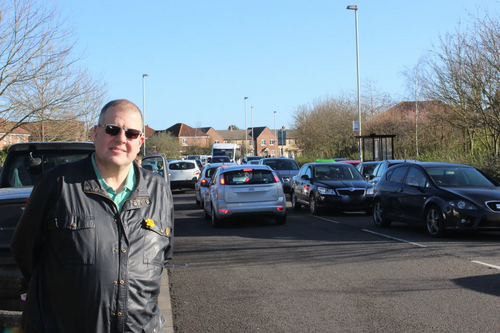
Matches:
[63,0,499,132]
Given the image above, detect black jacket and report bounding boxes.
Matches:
[11,157,174,332]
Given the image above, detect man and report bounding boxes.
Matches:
[11,99,174,332]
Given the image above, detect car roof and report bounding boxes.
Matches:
[218,164,273,172]
[7,141,95,152]
[404,161,473,168]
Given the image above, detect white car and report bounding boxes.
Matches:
[168,160,201,190]
[195,162,236,207]
[203,164,287,228]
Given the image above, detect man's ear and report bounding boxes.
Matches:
[93,125,99,142]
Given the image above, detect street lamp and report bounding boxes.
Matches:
[274,111,277,157]
[346,5,362,161]
[251,106,254,156]
[244,97,248,156]
[142,74,149,155]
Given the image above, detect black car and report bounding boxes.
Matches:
[242,156,263,164]
[291,162,374,215]
[258,157,299,194]
[372,162,500,237]
[368,159,419,186]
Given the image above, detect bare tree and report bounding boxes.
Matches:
[0,0,105,141]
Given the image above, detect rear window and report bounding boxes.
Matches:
[223,169,277,185]
[1,149,92,187]
[169,162,195,170]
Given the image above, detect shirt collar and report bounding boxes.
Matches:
[91,153,135,194]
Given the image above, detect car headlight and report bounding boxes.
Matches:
[448,200,477,210]
[366,187,374,195]
[318,187,336,195]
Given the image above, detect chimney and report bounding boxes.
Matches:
[229,126,233,131]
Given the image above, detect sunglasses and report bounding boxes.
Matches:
[100,124,142,140]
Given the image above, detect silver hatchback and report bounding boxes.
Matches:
[203,165,287,228]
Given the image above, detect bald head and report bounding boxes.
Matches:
[98,99,144,129]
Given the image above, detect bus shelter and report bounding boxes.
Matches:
[353,134,396,162]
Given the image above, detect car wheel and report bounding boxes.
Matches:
[425,205,446,237]
[291,191,301,210]
[309,195,320,215]
[211,205,222,228]
[275,214,287,225]
[373,200,391,227]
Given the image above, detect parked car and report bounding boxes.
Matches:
[368,159,419,186]
[0,141,96,319]
[242,156,263,164]
[291,162,374,215]
[168,160,201,190]
[195,162,236,207]
[372,161,500,237]
[357,161,381,179]
[203,164,287,227]
[210,156,232,164]
[258,157,300,194]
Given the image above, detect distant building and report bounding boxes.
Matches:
[0,119,31,150]
[159,123,210,150]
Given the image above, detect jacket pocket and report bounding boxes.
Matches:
[51,215,96,264]
[143,219,171,266]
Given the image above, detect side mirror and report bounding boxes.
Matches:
[301,174,310,180]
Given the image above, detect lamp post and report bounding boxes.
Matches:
[346,5,362,161]
[274,111,277,157]
[244,97,248,156]
[142,74,149,155]
[251,106,254,156]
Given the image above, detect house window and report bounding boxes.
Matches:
[224,140,229,143]
[287,140,291,145]
[271,150,275,156]
[182,138,187,145]
[270,139,275,145]
[214,140,219,144]
[249,141,253,146]
[261,139,266,145]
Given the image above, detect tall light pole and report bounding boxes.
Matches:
[142,74,149,155]
[274,111,277,157]
[251,106,254,156]
[244,97,248,156]
[347,5,362,161]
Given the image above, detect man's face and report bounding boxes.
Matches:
[93,105,144,170]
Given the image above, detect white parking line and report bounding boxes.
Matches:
[310,215,340,223]
[471,261,500,270]
[362,229,427,248]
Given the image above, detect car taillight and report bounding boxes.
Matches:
[274,175,280,182]
[242,169,253,172]
[201,179,208,185]
[277,207,285,211]
[219,209,228,214]
[220,177,225,185]
[194,170,201,176]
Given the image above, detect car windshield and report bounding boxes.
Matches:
[313,165,363,181]
[2,150,92,188]
[262,159,298,170]
[426,166,496,187]
[223,169,277,185]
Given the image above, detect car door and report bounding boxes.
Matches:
[382,166,409,220]
[297,165,314,202]
[398,166,433,224]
